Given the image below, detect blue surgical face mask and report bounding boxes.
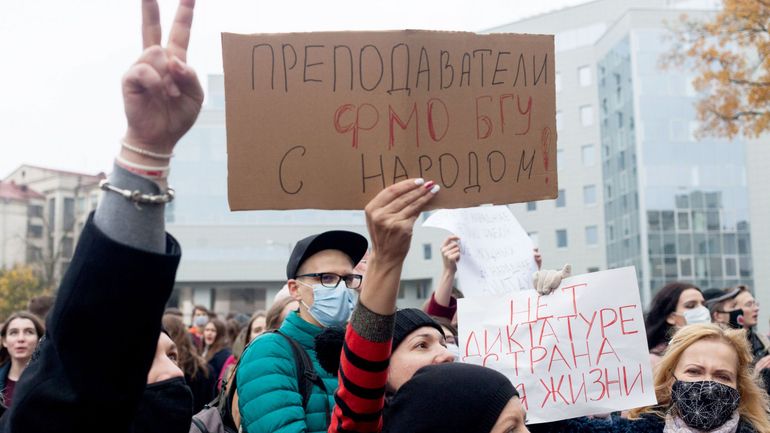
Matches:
[298,281,355,328]
[193,315,208,327]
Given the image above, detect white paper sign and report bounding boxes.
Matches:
[457,267,656,424]
[423,206,538,297]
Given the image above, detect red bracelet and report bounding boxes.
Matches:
[115,155,170,179]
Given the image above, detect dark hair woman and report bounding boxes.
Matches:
[162,314,216,412]
[645,282,705,367]
[0,312,44,408]
[202,318,232,379]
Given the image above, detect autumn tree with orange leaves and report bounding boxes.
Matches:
[664,0,770,139]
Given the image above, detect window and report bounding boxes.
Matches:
[556,111,564,131]
[556,229,568,248]
[578,65,592,86]
[680,257,693,277]
[422,243,432,260]
[583,185,597,205]
[27,205,43,218]
[556,189,566,208]
[48,198,56,232]
[585,226,598,246]
[63,197,75,231]
[27,223,43,238]
[581,144,595,166]
[555,72,562,93]
[580,105,594,126]
[607,223,615,242]
[62,237,74,258]
[527,202,537,211]
[587,267,600,273]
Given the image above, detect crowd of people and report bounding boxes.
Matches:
[0,1,769,432]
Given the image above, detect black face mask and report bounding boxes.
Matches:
[131,377,193,433]
[671,379,740,431]
[728,309,745,329]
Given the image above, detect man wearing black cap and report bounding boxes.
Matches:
[237,230,367,433]
[703,287,741,325]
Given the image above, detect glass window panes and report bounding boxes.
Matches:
[725,257,737,277]
[585,226,598,246]
[665,257,678,278]
[580,105,594,126]
[583,185,597,205]
[710,257,723,277]
[676,194,690,208]
[578,65,592,86]
[527,201,537,211]
[648,211,661,231]
[678,234,692,254]
[707,211,720,231]
[692,211,706,231]
[739,256,751,277]
[677,212,690,231]
[423,243,432,260]
[708,234,721,255]
[556,190,566,207]
[695,257,707,278]
[738,234,750,254]
[661,211,675,232]
[581,144,595,166]
[723,234,737,254]
[694,234,708,254]
[680,257,693,277]
[556,229,568,248]
[649,233,662,255]
[663,234,676,255]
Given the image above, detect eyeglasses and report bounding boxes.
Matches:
[744,300,760,308]
[295,272,363,289]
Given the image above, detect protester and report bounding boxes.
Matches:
[532,323,770,433]
[0,312,44,408]
[729,286,770,368]
[644,282,706,366]
[162,314,216,413]
[704,287,742,326]
[265,296,300,331]
[202,318,231,379]
[237,230,367,433]
[247,311,267,341]
[0,1,203,429]
[328,178,530,433]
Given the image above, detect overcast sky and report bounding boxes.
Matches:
[0,0,590,177]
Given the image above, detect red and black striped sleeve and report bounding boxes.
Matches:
[329,302,394,433]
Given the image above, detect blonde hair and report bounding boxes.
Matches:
[629,323,770,432]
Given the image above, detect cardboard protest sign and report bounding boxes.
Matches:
[458,267,656,424]
[222,31,557,210]
[423,205,538,296]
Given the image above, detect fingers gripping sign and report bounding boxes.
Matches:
[441,235,461,273]
[123,0,203,158]
[365,178,440,265]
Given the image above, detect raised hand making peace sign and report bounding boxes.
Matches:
[121,0,203,165]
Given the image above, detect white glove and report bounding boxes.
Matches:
[533,264,571,295]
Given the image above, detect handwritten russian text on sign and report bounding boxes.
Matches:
[222,31,557,210]
[423,206,537,297]
[458,267,655,424]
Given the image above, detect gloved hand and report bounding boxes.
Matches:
[532,264,571,295]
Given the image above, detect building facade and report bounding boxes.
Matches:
[0,181,45,270]
[489,0,755,308]
[2,166,103,286]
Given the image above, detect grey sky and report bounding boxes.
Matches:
[0,0,589,177]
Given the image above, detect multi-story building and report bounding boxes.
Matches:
[166,76,447,318]
[489,0,755,309]
[0,181,45,270]
[3,165,104,286]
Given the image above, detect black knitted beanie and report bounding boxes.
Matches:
[384,362,519,433]
[393,308,444,350]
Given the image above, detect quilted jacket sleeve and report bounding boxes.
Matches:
[237,333,308,433]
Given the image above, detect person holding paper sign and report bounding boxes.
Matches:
[328,179,529,433]
[535,323,770,433]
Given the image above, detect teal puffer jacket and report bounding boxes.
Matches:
[237,311,338,433]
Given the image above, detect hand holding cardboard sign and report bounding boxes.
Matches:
[361,178,439,315]
[121,0,203,163]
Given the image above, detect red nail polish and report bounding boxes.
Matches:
[423,180,435,190]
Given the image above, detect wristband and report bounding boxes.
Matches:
[121,139,174,160]
[99,180,175,205]
[115,155,170,179]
